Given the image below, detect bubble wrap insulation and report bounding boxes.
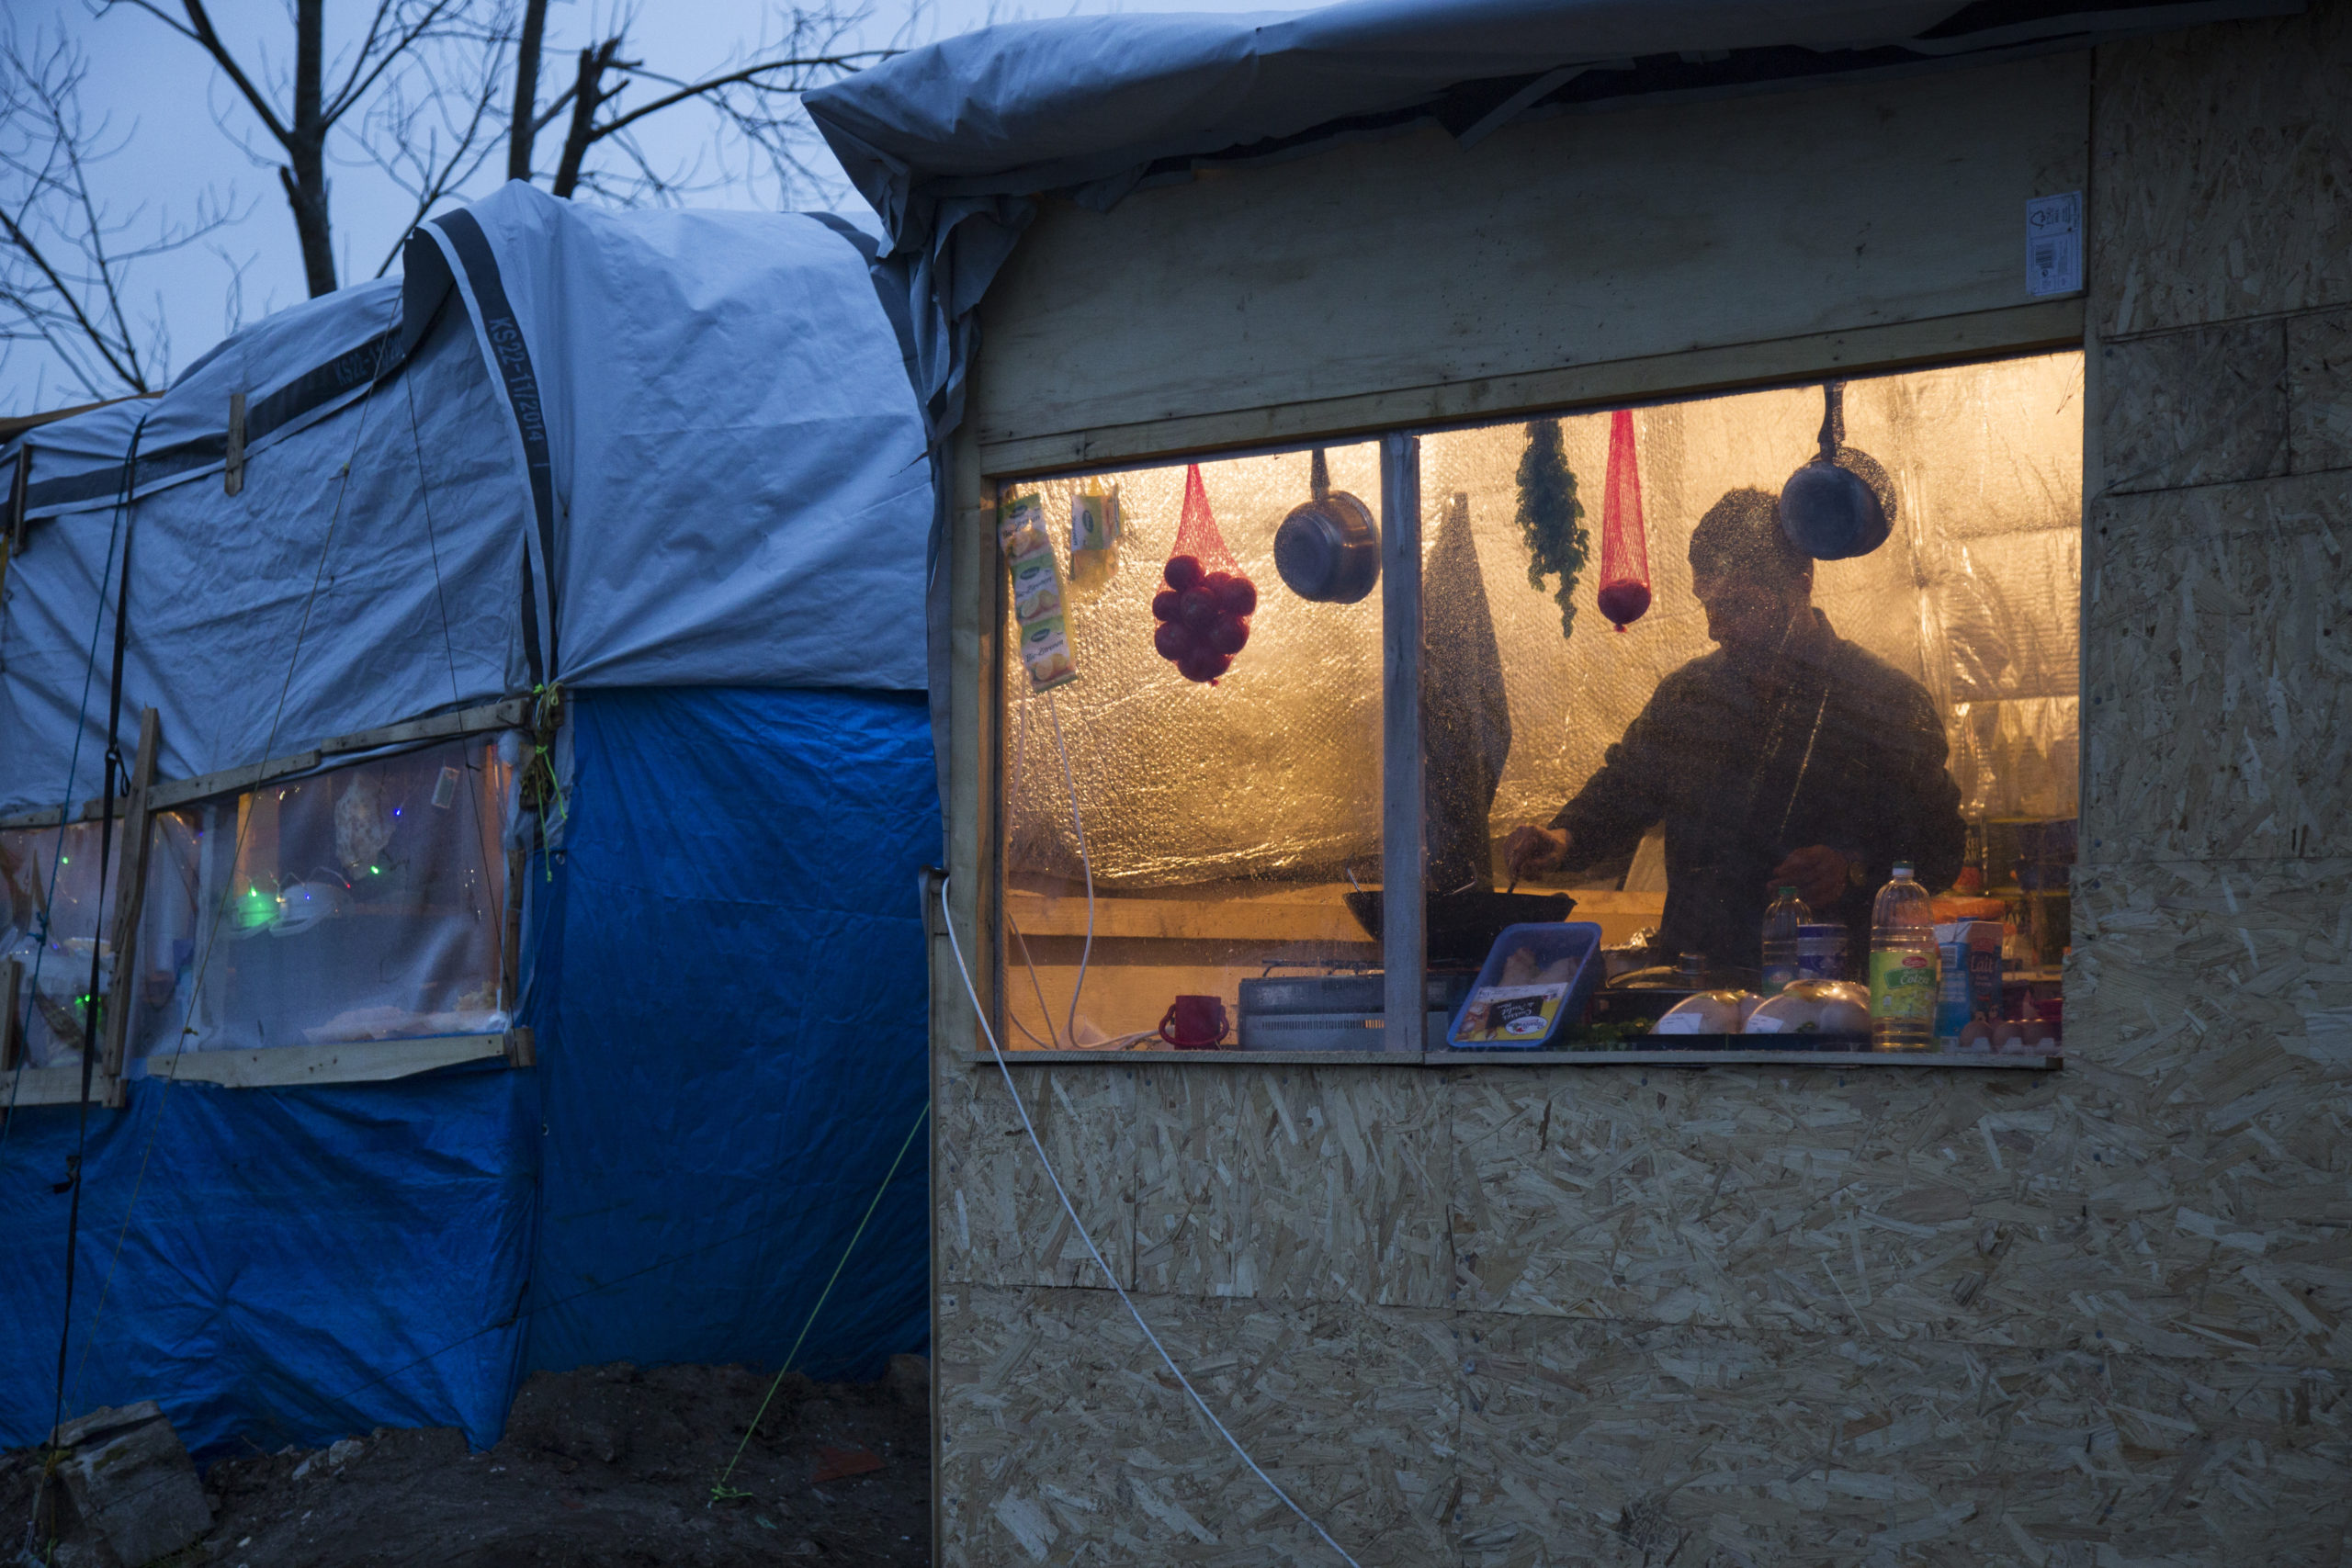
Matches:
[1004,353,2082,887]
[1004,444,1385,888]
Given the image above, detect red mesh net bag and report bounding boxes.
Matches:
[1597,409,1652,631]
[1149,463,1256,684]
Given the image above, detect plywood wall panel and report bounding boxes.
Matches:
[2287,307,2352,472]
[2093,3,2352,337]
[972,55,2086,456]
[1445,1042,2352,1367]
[935,1284,1460,1566]
[941,1063,1137,1290]
[2098,321,2289,494]
[1134,1065,1453,1310]
[2081,502,2350,862]
[1453,1316,2352,1567]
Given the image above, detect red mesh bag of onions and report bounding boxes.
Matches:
[1150,463,1257,684]
[1597,409,1652,632]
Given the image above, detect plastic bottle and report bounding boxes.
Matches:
[1869,863,1940,1049]
[1759,886,1810,994]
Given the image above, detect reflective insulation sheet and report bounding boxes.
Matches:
[999,445,1385,1049]
[1423,351,2081,973]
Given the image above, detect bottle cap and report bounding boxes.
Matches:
[1778,886,1798,897]
[1893,862,1914,877]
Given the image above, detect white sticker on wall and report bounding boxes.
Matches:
[2026,192,2083,297]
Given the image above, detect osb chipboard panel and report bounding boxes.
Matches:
[2093,1,2352,337]
[2080,488,2350,862]
[2097,321,2288,494]
[1444,1039,2352,1366]
[935,1284,1460,1566]
[941,1061,1137,1290]
[2288,306,2352,473]
[1133,1064,1452,1310]
[1453,1317,2352,1568]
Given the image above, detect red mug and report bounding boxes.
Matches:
[1159,995,1230,1050]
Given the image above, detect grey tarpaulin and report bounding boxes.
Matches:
[0,182,931,817]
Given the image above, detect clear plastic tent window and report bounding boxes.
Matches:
[121,737,517,1059]
[996,353,2080,1053]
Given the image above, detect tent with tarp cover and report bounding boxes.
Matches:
[0,181,934,1455]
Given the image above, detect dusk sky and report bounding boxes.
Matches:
[4,0,1279,412]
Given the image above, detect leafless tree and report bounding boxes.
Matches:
[5,1,914,403]
[0,27,244,400]
[514,3,909,205]
[100,0,517,298]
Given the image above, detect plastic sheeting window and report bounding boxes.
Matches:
[1423,351,2080,990]
[2,818,198,1070]
[998,446,1385,1051]
[134,736,518,1056]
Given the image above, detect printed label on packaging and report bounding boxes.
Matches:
[2027,192,2083,298]
[1071,489,1120,553]
[1001,494,1079,691]
[1869,948,1939,1023]
[1454,983,1567,1044]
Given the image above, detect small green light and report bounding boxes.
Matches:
[370,865,381,875]
[60,856,69,865]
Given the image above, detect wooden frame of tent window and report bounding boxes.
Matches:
[0,696,537,1102]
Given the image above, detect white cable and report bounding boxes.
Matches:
[938,874,1363,1567]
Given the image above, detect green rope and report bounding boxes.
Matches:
[709,1100,930,1504]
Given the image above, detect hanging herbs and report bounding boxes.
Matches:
[1515,418,1589,638]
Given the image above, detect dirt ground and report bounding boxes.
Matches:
[7,1359,931,1568]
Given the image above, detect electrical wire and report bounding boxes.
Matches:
[938,872,1362,1568]
[1,414,148,1149]
[60,309,402,1419]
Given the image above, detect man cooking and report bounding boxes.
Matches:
[1503,487,1963,975]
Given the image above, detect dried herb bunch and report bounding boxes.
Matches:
[1515,417,1589,637]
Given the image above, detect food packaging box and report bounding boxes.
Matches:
[1934,919,2003,1045]
[1446,922,1602,1050]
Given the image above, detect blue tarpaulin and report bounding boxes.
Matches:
[1,685,933,1455]
[522,686,933,1380]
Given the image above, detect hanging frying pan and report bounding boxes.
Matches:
[1778,381,1896,560]
[1273,448,1379,604]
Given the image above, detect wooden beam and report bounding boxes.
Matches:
[1380,433,1425,1055]
[223,391,247,497]
[153,1031,513,1089]
[4,1063,133,1107]
[99,707,160,1082]
[1,956,19,1072]
[977,299,2086,479]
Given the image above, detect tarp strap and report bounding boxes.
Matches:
[422,208,558,688]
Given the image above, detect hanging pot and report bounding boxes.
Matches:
[1273,448,1379,604]
[1778,382,1896,560]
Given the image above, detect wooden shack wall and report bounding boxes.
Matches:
[931,6,2352,1562]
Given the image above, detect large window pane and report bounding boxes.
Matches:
[998,445,1385,1049]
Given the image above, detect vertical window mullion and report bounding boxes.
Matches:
[1379,432,1425,1054]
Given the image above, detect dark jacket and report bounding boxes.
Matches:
[1550,610,1964,970]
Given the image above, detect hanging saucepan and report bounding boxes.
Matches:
[1777,381,1897,560]
[1273,448,1380,604]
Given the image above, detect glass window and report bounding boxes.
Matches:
[1426,353,2077,1045]
[150,735,517,1055]
[992,353,2078,1057]
[998,445,1386,1050]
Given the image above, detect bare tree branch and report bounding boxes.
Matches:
[0,26,244,400]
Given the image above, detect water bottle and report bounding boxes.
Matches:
[1869,862,1940,1050]
[1759,886,1810,994]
